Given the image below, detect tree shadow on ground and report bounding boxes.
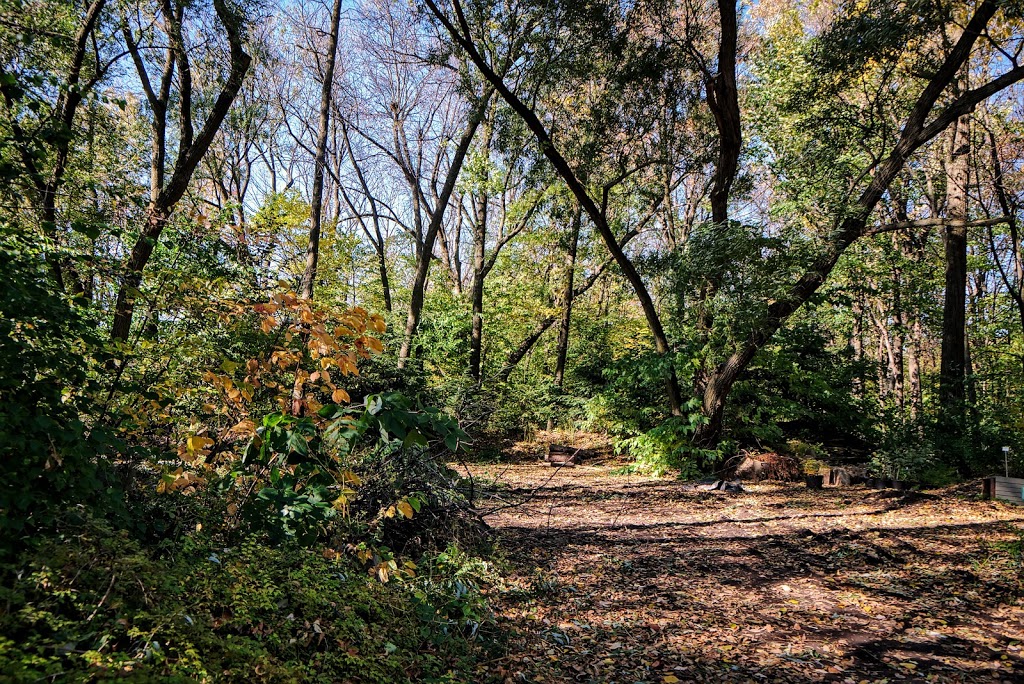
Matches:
[476,468,1024,683]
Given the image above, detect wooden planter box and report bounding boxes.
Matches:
[984,476,1024,505]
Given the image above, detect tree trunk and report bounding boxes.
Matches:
[299,0,342,301]
[468,118,494,380]
[907,318,923,421]
[468,203,487,380]
[707,0,741,226]
[939,115,970,408]
[851,294,864,398]
[554,208,581,388]
[397,90,492,368]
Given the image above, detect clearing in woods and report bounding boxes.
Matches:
[454,457,1024,683]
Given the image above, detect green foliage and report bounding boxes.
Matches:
[0,230,123,540]
[870,440,937,481]
[727,318,875,449]
[0,520,488,682]
[411,544,497,642]
[613,402,733,478]
[225,393,468,546]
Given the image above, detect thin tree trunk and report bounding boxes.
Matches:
[397,89,493,368]
[908,318,923,421]
[554,208,581,388]
[851,295,864,398]
[299,0,342,301]
[468,114,497,380]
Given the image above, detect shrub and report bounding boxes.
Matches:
[0,519,490,682]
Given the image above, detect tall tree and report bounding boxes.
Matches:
[939,115,971,410]
[299,0,343,300]
[111,0,251,342]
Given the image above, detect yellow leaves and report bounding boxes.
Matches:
[332,388,350,403]
[396,501,414,519]
[663,676,680,683]
[157,468,206,494]
[364,336,384,354]
[185,434,214,460]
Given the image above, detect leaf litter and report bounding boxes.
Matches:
[454,459,1024,683]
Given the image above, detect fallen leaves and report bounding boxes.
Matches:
[462,459,1024,683]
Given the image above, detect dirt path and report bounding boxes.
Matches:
[456,460,1024,683]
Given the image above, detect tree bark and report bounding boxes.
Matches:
[299,0,343,301]
[397,88,493,368]
[707,0,741,226]
[554,208,581,388]
[939,115,970,409]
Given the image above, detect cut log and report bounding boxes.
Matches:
[731,452,799,481]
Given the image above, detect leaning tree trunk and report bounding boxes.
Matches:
[397,90,492,368]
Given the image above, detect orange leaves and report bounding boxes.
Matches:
[184,291,386,485]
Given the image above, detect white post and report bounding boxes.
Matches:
[1003,446,1011,478]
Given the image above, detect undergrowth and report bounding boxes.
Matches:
[0,518,500,683]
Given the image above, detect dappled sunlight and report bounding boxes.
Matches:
[456,460,1024,682]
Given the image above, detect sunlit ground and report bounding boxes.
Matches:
[454,458,1024,683]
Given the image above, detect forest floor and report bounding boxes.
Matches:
[453,455,1024,683]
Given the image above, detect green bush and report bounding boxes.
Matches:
[0,230,123,541]
[0,519,490,683]
[614,402,735,478]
